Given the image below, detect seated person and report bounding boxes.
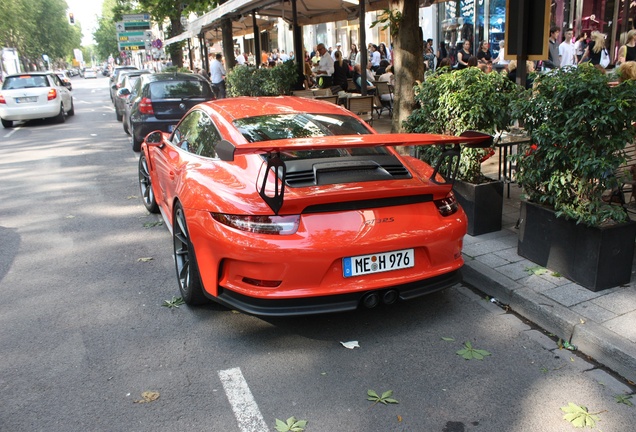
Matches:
[352,64,376,94]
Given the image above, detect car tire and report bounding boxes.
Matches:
[68,98,75,116]
[123,118,130,135]
[131,125,142,152]
[173,202,208,305]
[116,109,123,121]
[54,104,65,123]
[1,118,12,128]
[138,153,159,214]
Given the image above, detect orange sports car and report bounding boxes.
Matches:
[138,96,491,316]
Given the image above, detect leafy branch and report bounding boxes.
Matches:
[370,8,402,37]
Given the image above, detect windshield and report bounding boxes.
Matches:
[149,80,212,99]
[233,113,387,160]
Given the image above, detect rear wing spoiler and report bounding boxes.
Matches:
[215,131,493,215]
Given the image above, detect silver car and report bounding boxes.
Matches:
[0,72,74,128]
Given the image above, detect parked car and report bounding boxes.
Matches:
[123,72,215,151]
[55,71,72,91]
[110,69,149,106]
[137,96,492,314]
[0,71,74,128]
[84,68,97,79]
[109,66,138,99]
[114,70,151,121]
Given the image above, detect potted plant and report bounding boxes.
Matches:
[226,60,298,97]
[511,64,636,291]
[404,67,522,235]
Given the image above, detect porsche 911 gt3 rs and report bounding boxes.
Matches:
[138,96,491,316]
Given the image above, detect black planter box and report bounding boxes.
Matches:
[518,201,636,291]
[453,179,504,236]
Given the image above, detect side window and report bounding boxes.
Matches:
[50,74,63,87]
[171,111,201,152]
[194,113,221,158]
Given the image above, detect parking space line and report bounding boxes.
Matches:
[218,367,268,432]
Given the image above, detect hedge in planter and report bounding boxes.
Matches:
[404,67,522,235]
[226,60,298,97]
[511,64,636,290]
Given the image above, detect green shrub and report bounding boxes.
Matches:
[511,64,636,226]
[404,67,521,183]
[227,60,298,97]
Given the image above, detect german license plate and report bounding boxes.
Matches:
[16,97,37,103]
[343,248,414,278]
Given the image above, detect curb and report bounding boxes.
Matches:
[462,259,636,383]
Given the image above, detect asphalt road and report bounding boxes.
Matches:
[1,75,634,432]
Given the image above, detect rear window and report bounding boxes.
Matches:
[2,75,49,90]
[149,80,212,99]
[234,113,384,161]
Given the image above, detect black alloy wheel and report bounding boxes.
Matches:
[173,203,208,305]
[138,153,159,214]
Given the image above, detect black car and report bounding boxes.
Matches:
[113,70,151,121]
[121,72,215,151]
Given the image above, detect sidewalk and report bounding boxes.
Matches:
[373,116,636,383]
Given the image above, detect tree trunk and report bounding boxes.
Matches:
[390,0,424,133]
[169,17,184,67]
[222,18,235,70]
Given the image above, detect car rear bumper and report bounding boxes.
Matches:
[133,119,179,142]
[213,269,462,316]
[0,103,60,121]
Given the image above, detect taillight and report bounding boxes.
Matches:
[0,94,5,104]
[47,89,57,100]
[435,192,459,217]
[211,214,300,235]
[138,97,154,114]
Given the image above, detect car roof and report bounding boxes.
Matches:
[140,72,210,83]
[5,71,53,78]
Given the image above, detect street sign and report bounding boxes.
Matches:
[123,13,150,22]
[117,31,153,42]
[115,20,151,31]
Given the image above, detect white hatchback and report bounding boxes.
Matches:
[0,72,74,128]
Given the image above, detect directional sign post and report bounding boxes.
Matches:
[116,14,152,52]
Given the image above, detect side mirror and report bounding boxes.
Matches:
[64,82,72,90]
[145,131,164,146]
[117,88,131,97]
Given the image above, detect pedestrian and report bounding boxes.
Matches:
[349,43,359,66]
[544,26,561,70]
[617,29,636,65]
[574,33,588,62]
[331,43,342,61]
[457,40,472,69]
[493,40,509,66]
[332,50,349,93]
[210,53,226,99]
[313,43,334,89]
[476,40,492,64]
[370,44,381,71]
[559,29,577,67]
[579,31,606,66]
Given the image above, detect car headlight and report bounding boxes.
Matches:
[211,214,300,235]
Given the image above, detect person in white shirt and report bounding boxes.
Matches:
[235,50,246,66]
[559,29,577,67]
[210,53,226,99]
[493,40,510,66]
[370,44,381,71]
[331,43,342,61]
[279,50,290,62]
[313,43,335,88]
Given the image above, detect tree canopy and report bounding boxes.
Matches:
[0,0,82,70]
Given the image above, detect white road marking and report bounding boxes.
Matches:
[3,126,21,138]
[218,367,268,432]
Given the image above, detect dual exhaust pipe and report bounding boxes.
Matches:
[361,289,399,309]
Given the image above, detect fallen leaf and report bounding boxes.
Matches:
[441,337,455,341]
[340,341,360,349]
[137,257,153,262]
[134,391,160,403]
[65,215,75,219]
[397,415,403,422]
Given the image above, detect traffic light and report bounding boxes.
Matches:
[69,13,75,24]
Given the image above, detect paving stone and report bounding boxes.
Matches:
[476,253,510,268]
[571,302,617,324]
[517,275,558,292]
[462,239,514,258]
[493,247,525,263]
[541,283,601,307]
[496,260,536,281]
[583,368,634,395]
[551,350,595,373]
[495,313,531,331]
[604,310,636,344]
[591,288,636,315]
